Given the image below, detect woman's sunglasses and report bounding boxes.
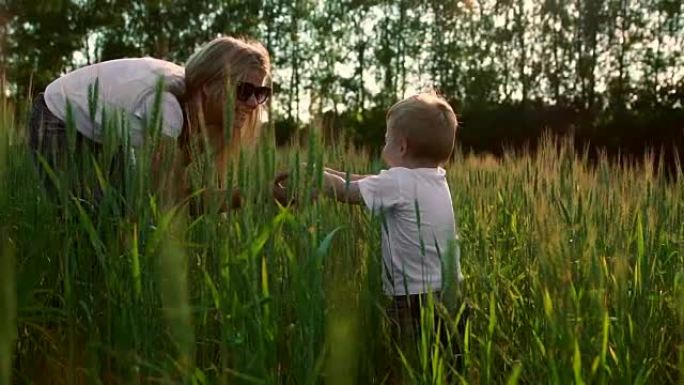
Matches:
[236,82,271,104]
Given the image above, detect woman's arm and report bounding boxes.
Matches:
[151,137,243,212]
[151,137,188,204]
[207,188,242,211]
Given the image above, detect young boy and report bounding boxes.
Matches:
[322,91,466,379]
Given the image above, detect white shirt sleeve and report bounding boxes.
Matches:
[357,169,403,214]
[137,91,184,139]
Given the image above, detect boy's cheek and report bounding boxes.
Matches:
[382,147,397,167]
[381,146,390,164]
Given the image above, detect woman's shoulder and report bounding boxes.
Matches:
[66,57,182,79]
[103,58,184,80]
[138,57,184,73]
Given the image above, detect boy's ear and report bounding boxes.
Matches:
[399,137,408,155]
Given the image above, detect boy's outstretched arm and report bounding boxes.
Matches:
[323,171,363,204]
[324,167,368,181]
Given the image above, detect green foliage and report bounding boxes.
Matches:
[1,100,683,383]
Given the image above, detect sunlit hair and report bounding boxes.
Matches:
[386,91,458,165]
[180,36,271,164]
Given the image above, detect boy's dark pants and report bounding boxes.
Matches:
[387,292,469,381]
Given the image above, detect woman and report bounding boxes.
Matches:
[28,36,285,209]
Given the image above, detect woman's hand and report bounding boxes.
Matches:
[272,171,319,207]
[273,171,294,207]
[230,188,242,209]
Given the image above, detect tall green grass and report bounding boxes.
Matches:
[0,96,682,384]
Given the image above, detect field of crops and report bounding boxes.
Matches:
[0,99,683,384]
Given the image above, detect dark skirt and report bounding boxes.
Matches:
[28,93,119,206]
[29,93,70,170]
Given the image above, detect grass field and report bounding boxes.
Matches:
[0,97,683,384]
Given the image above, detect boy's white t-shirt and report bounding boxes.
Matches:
[358,167,463,296]
[44,57,185,147]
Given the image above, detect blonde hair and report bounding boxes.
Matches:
[181,36,271,165]
[386,91,458,164]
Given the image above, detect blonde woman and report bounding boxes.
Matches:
[28,36,285,209]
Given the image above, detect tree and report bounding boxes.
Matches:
[5,0,90,96]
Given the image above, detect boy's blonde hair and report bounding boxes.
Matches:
[386,91,458,164]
